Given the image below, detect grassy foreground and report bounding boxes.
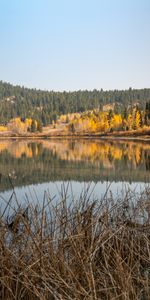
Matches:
[0,185,150,299]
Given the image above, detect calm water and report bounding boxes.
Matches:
[0,138,150,205]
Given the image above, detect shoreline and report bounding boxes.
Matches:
[0,132,150,142]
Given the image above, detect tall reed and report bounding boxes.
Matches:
[0,184,150,299]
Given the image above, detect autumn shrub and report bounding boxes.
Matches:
[0,184,150,299]
[0,126,7,132]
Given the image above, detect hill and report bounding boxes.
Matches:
[0,81,150,125]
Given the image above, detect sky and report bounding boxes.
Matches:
[0,0,150,91]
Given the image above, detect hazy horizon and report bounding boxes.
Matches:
[0,0,150,91]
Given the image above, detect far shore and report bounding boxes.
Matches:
[0,128,150,142]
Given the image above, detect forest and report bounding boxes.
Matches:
[0,81,150,126]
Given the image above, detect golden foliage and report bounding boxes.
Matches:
[7,117,39,134]
[69,111,119,133]
[40,139,149,170]
[66,107,145,133]
[134,110,142,129]
[0,141,41,158]
[111,114,122,130]
[25,118,32,128]
[0,125,7,132]
[7,118,27,134]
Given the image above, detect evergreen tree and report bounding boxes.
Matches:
[122,107,128,120]
[144,102,148,125]
[37,120,43,132]
[31,120,36,132]
[107,109,113,126]
[66,115,69,123]
[69,123,75,133]
[144,101,150,126]
[41,112,47,126]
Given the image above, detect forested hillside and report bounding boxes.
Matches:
[0,81,150,125]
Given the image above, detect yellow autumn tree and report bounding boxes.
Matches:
[111,114,122,130]
[88,118,97,132]
[127,114,133,130]
[0,125,7,132]
[25,118,32,130]
[8,118,27,134]
[134,110,142,129]
[97,112,109,132]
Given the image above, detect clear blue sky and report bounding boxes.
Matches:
[0,0,150,91]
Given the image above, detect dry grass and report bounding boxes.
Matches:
[0,184,150,299]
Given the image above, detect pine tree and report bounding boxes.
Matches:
[31,120,36,132]
[69,123,75,133]
[107,109,113,127]
[144,102,150,126]
[37,120,43,132]
[122,107,128,120]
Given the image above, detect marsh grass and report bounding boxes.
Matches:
[0,183,150,299]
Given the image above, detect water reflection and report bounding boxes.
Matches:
[0,139,150,167]
[0,139,150,190]
[0,180,146,212]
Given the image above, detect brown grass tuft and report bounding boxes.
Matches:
[0,185,150,299]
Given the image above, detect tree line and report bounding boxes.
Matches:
[0,81,150,125]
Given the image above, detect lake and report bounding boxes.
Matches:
[0,138,150,207]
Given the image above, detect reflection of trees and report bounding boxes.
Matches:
[0,141,40,158]
[69,140,75,151]
[0,139,149,169]
[144,152,150,171]
[41,140,149,170]
[0,139,150,190]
